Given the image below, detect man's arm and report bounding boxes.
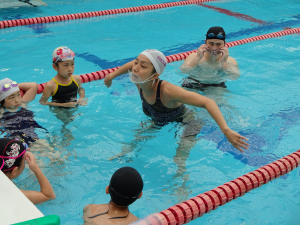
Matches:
[181,44,208,71]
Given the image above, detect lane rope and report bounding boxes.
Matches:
[0,0,219,29]
[31,27,300,94]
[130,149,300,225]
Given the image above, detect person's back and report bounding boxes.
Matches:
[83,167,143,225]
[83,204,138,225]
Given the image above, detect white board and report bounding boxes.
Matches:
[0,171,44,225]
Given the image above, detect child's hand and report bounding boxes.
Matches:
[25,152,40,173]
[77,98,88,106]
[104,74,113,88]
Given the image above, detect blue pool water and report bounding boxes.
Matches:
[1,0,300,224]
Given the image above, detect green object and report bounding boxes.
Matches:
[12,215,60,225]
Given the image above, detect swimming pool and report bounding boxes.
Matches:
[1,0,300,224]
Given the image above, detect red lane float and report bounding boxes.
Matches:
[0,0,218,30]
[130,150,300,225]
[33,27,300,94]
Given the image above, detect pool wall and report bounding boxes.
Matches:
[0,171,44,225]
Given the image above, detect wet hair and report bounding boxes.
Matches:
[109,167,143,207]
[0,99,5,106]
[152,67,157,74]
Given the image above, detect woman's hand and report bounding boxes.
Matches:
[223,128,249,153]
[104,74,113,88]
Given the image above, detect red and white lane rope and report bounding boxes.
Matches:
[32,27,300,94]
[0,0,218,29]
[132,149,300,225]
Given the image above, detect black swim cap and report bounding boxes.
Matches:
[206,26,226,41]
[0,138,26,172]
[109,167,143,207]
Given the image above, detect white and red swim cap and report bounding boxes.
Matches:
[52,46,75,64]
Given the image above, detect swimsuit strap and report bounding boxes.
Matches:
[88,203,129,220]
[71,76,79,88]
[156,80,163,99]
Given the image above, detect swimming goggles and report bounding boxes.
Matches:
[110,185,141,199]
[207,33,225,39]
[0,140,28,171]
[0,81,18,92]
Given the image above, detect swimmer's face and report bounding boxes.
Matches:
[205,39,225,56]
[2,90,21,108]
[53,60,75,79]
[132,55,156,81]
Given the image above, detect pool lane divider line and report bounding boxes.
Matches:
[28,27,300,94]
[0,0,219,29]
[197,3,266,24]
[129,150,300,225]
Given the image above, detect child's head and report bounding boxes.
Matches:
[52,46,75,78]
[0,78,21,108]
[0,138,28,179]
[106,167,143,207]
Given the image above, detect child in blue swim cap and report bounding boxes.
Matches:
[40,46,86,107]
[0,138,55,204]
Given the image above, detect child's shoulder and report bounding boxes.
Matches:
[72,75,81,83]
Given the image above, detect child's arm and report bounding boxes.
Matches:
[104,60,135,88]
[20,152,56,205]
[39,81,77,107]
[73,75,87,106]
[18,82,38,102]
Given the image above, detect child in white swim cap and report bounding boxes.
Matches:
[39,46,86,107]
[0,78,48,144]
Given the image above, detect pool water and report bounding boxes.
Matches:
[1,0,300,224]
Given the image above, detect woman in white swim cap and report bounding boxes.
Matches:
[104,49,248,153]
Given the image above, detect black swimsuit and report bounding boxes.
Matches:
[182,77,227,91]
[51,76,79,103]
[1,107,46,143]
[139,80,187,124]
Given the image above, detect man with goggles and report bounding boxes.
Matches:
[181,26,239,91]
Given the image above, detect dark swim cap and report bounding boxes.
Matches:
[0,138,27,172]
[206,26,226,41]
[109,167,143,207]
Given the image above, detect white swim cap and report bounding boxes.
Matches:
[0,78,19,102]
[140,49,167,75]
